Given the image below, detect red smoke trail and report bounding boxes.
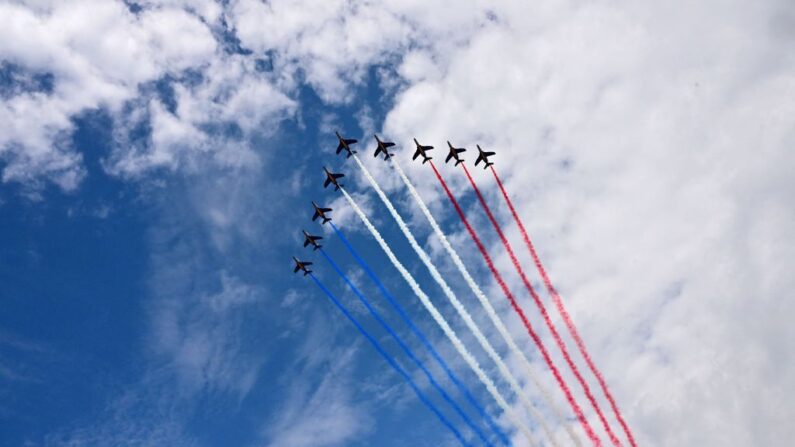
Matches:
[490,166,637,447]
[429,162,602,447]
[461,164,622,447]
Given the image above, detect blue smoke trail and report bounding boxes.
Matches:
[308,274,470,446]
[329,222,512,447]
[319,249,491,446]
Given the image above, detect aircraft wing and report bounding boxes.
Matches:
[293,264,301,273]
[324,177,332,188]
[312,210,321,221]
[345,138,357,145]
[384,142,395,148]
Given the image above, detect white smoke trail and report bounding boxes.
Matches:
[340,186,538,447]
[392,159,581,447]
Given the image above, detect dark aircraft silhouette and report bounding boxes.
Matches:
[293,257,313,276]
[474,144,495,169]
[412,138,434,164]
[311,201,332,224]
[323,167,345,191]
[373,134,395,160]
[445,141,466,166]
[303,230,323,250]
[335,131,358,158]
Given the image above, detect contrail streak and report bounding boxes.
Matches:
[431,161,600,446]
[353,156,550,443]
[319,248,492,446]
[490,166,637,447]
[393,158,580,447]
[329,222,511,447]
[309,273,469,446]
[340,186,538,446]
[462,164,620,446]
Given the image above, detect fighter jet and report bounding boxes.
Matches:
[335,131,358,158]
[323,167,345,191]
[292,257,313,276]
[303,230,323,251]
[474,144,495,169]
[445,141,466,166]
[311,201,332,224]
[373,134,395,160]
[412,138,434,164]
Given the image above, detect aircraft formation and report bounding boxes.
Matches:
[293,133,495,278]
[292,132,634,447]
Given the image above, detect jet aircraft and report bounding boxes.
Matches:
[445,141,466,166]
[474,144,495,169]
[335,131,358,158]
[412,138,434,164]
[311,201,332,224]
[323,167,345,191]
[373,134,396,160]
[303,230,323,250]
[293,257,313,276]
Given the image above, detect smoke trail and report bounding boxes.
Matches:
[490,167,637,447]
[394,158,581,447]
[352,154,549,445]
[329,222,512,447]
[339,186,538,446]
[432,161,601,446]
[351,155,549,443]
[461,164,621,447]
[308,273,470,446]
[318,248,493,446]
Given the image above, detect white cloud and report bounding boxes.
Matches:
[105,53,297,178]
[377,1,795,445]
[0,1,220,189]
[0,0,302,190]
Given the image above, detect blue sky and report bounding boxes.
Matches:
[2,1,794,446]
[0,41,500,446]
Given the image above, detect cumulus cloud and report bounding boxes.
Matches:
[0,0,299,190]
[376,1,795,445]
[0,1,220,189]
